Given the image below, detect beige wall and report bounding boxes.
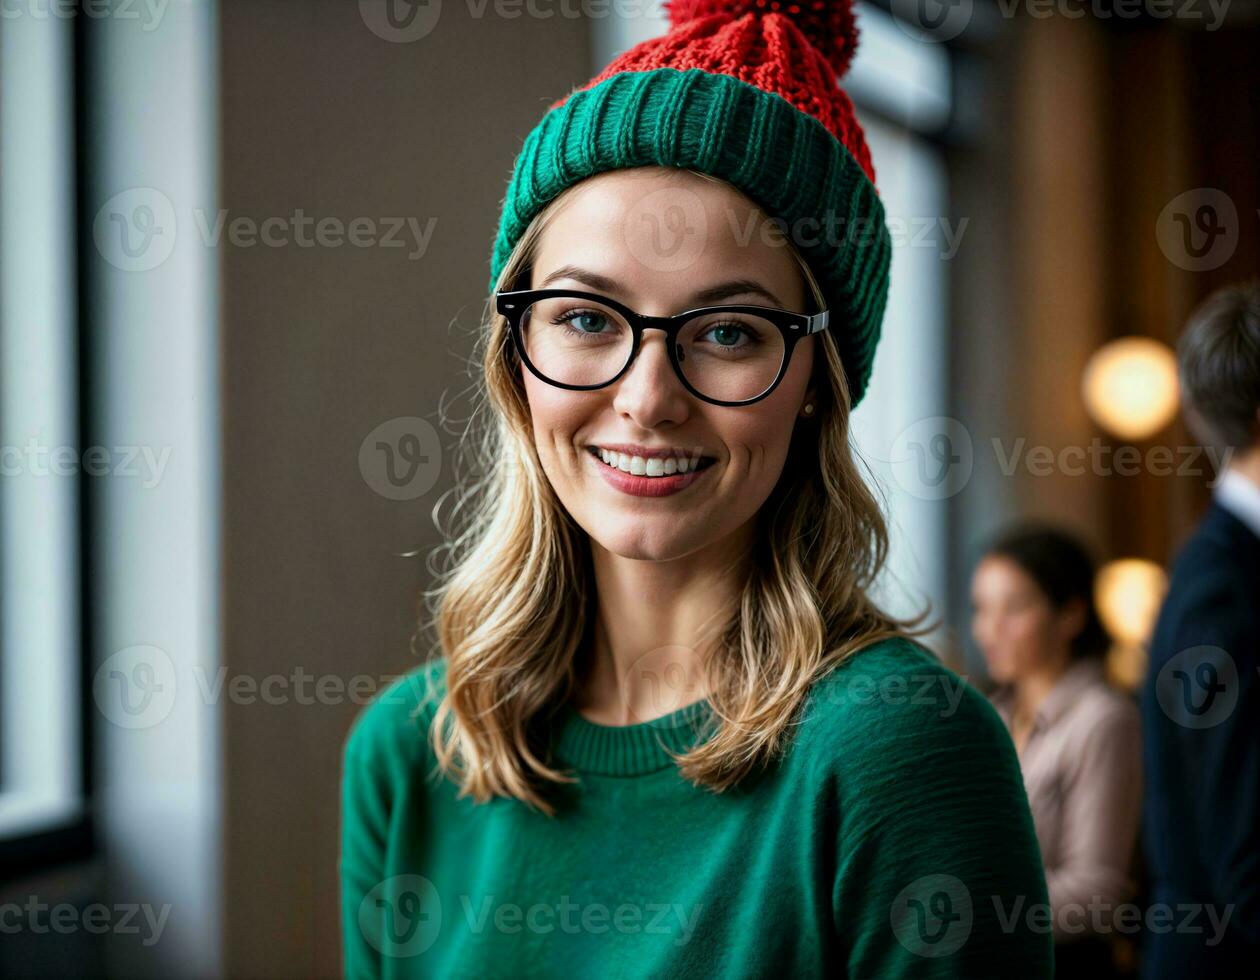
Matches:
[217,2,589,974]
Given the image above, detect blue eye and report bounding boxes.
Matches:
[702,322,753,348]
[557,310,610,334]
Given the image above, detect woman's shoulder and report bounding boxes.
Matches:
[342,656,448,773]
[807,638,1054,972]
[796,636,1020,784]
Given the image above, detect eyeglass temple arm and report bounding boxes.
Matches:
[804,310,829,334]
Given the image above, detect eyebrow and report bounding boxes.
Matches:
[535,265,786,309]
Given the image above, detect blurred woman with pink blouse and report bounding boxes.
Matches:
[972,524,1144,979]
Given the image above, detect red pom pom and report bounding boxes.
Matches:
[665,0,858,76]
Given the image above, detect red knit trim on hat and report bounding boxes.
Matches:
[546,12,875,188]
[666,0,859,77]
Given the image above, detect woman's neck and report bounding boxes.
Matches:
[1010,652,1073,733]
[573,532,751,726]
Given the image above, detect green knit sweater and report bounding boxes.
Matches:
[339,638,1054,978]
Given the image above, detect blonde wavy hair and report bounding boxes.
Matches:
[419,168,927,816]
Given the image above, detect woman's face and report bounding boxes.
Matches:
[519,166,817,563]
[970,556,1080,684]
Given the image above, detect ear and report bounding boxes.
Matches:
[799,383,819,418]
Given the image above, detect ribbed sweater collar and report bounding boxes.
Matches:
[550,698,717,777]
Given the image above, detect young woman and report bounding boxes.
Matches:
[971,524,1143,977]
[341,2,1053,976]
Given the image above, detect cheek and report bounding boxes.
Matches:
[1013,609,1053,642]
[520,377,594,479]
[523,374,581,437]
[727,413,792,463]
[970,609,994,646]
[972,607,1030,656]
[974,616,1013,667]
[1008,612,1055,657]
[721,352,814,477]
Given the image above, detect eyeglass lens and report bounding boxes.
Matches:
[519,295,786,403]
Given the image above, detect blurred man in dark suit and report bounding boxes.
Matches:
[1142,281,1260,979]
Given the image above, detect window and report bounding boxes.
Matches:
[846,2,954,635]
[0,9,91,868]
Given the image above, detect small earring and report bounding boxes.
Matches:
[802,403,815,416]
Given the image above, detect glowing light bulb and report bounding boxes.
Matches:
[1096,558,1168,648]
[1082,338,1179,440]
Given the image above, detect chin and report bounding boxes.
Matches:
[983,660,1014,685]
[588,525,703,562]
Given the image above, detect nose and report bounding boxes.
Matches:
[609,328,692,425]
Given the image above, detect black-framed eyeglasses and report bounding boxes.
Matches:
[495,288,829,407]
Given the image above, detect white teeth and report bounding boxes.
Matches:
[595,448,704,477]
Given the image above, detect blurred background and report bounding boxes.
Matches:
[2,0,1258,976]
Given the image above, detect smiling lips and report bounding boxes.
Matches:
[585,445,717,497]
